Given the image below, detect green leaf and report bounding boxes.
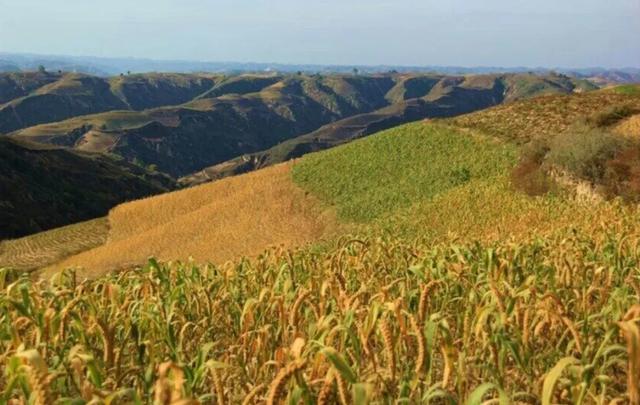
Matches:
[321,347,357,384]
[465,383,509,405]
[542,357,579,405]
[353,383,371,405]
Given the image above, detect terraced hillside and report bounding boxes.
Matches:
[0,137,173,239]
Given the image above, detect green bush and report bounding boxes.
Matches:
[546,127,627,183]
[586,104,637,127]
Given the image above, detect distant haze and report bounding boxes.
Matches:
[1,0,638,68]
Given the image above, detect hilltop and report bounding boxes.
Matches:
[0,71,221,133]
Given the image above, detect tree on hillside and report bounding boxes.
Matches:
[38,65,46,73]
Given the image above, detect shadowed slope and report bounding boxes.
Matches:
[0,72,219,133]
[0,137,173,239]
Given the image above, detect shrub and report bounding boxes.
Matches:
[586,104,638,127]
[604,146,640,201]
[546,127,627,183]
[511,139,552,196]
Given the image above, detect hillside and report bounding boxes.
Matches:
[12,73,591,180]
[10,75,396,177]
[449,85,640,142]
[3,98,640,403]
[0,72,220,133]
[4,82,635,266]
[37,162,336,277]
[182,73,591,184]
[0,137,173,239]
[0,71,60,104]
[2,81,640,403]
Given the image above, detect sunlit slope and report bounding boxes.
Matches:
[291,121,637,244]
[0,218,108,271]
[293,123,516,221]
[45,163,337,277]
[450,86,640,142]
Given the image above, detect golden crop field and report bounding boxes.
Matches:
[43,162,338,278]
[1,220,639,403]
[0,218,109,272]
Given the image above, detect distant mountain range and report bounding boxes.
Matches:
[1,52,638,83]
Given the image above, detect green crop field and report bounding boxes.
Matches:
[292,123,516,222]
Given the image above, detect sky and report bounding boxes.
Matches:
[0,0,638,68]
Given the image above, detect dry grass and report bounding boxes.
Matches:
[449,90,640,142]
[74,130,119,152]
[0,218,109,271]
[616,114,640,138]
[44,162,338,277]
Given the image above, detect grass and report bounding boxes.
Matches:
[450,90,640,142]
[0,218,108,271]
[611,84,640,96]
[42,162,338,278]
[14,110,153,138]
[292,123,516,222]
[1,222,639,403]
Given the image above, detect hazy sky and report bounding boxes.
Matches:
[1,0,638,68]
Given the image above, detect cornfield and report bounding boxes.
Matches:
[1,228,640,404]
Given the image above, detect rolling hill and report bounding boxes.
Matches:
[11,73,593,181]
[0,72,221,133]
[181,73,596,184]
[4,83,637,271]
[0,137,173,239]
[2,82,640,404]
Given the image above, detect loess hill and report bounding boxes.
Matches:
[0,72,597,240]
[179,73,595,184]
[1,82,640,403]
[11,72,592,180]
[0,71,222,134]
[0,137,173,239]
[4,83,639,275]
